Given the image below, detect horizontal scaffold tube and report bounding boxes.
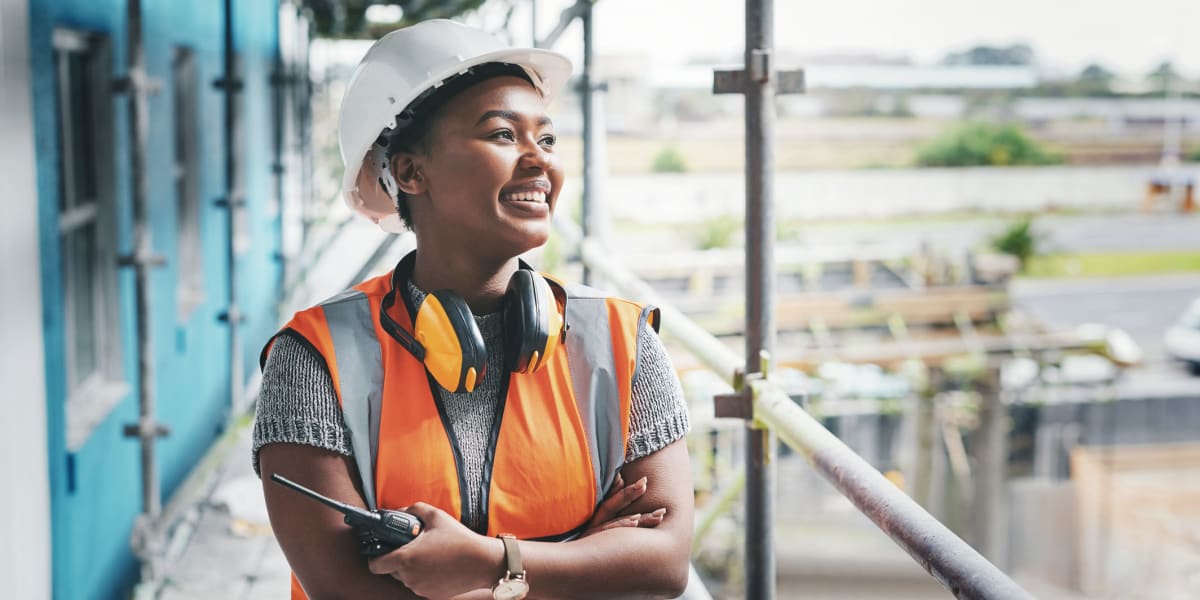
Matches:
[561,223,1033,600]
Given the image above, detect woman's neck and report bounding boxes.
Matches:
[409,247,518,315]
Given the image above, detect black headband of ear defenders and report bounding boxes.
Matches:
[377,250,541,359]
[378,62,535,148]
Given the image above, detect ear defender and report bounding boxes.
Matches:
[379,253,566,394]
[414,290,487,393]
[504,270,565,374]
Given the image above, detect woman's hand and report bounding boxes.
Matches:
[367,502,501,599]
[580,473,667,538]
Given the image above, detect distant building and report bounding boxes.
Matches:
[579,57,1040,130]
[1014,98,1200,133]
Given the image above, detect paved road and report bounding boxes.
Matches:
[1011,274,1200,365]
[801,212,1200,255]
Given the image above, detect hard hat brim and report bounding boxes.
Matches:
[340,47,573,232]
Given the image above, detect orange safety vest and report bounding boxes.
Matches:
[261,269,659,599]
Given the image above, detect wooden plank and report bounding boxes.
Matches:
[1069,443,1200,597]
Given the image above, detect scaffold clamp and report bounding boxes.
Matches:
[713,49,805,95]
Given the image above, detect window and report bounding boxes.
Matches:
[173,47,204,320]
[54,28,126,451]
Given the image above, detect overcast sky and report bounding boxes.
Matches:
[476,0,1200,78]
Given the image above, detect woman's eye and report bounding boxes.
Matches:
[490,130,515,141]
[539,134,557,147]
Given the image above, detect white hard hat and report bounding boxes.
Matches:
[338,19,573,233]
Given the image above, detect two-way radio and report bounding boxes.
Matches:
[270,473,423,557]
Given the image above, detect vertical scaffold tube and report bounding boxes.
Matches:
[744,0,777,598]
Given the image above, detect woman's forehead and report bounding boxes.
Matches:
[441,76,549,124]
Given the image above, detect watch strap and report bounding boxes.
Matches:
[499,534,524,577]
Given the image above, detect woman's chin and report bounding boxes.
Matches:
[472,222,547,261]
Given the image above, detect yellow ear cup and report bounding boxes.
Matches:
[534,275,564,371]
[415,291,485,392]
[504,270,565,374]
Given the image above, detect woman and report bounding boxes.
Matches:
[254,19,693,600]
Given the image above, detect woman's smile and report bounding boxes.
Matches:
[499,178,552,216]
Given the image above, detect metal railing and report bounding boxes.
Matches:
[556,215,1033,599]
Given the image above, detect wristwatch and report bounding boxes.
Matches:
[492,533,529,600]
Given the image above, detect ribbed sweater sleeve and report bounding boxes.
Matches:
[626,324,691,462]
[251,334,351,476]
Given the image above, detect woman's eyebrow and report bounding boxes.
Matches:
[475,109,553,128]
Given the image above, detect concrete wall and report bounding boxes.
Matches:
[594,165,1200,225]
[0,1,53,597]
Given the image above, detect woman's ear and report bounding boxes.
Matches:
[391,153,427,196]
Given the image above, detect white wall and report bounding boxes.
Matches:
[0,1,53,597]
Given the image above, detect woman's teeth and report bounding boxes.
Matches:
[501,191,547,203]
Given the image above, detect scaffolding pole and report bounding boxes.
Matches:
[708,1,805,596]
[580,0,596,285]
[217,0,245,418]
[117,0,170,582]
[743,0,776,596]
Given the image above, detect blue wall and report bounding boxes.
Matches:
[29,1,283,598]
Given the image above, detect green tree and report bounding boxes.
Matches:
[916,122,1063,167]
[1147,61,1181,94]
[991,217,1042,271]
[651,145,688,173]
[306,0,489,38]
[691,216,741,250]
[1076,63,1116,96]
[941,44,1035,66]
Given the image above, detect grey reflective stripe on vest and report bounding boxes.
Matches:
[320,289,385,510]
[563,283,624,506]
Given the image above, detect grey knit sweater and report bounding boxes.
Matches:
[253,279,690,531]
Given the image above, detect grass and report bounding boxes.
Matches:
[1023,250,1200,278]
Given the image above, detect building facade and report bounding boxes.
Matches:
[2,1,311,598]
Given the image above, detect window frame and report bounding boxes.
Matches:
[53,27,127,451]
[172,46,204,321]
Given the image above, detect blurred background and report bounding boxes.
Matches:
[2,0,1198,599]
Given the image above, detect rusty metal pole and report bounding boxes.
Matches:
[217,0,245,417]
[118,0,170,581]
[744,0,777,597]
[580,0,596,285]
[971,368,1007,565]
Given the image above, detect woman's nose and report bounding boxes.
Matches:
[518,141,552,172]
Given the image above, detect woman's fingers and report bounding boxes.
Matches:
[587,476,648,528]
[638,508,667,527]
[581,507,668,538]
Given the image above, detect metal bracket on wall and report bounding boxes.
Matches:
[212,76,244,92]
[111,69,162,95]
[217,306,244,324]
[123,419,171,440]
[214,193,246,209]
[117,253,167,269]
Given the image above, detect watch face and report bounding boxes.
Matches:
[493,579,530,600]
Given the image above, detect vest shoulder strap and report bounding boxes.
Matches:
[315,289,385,510]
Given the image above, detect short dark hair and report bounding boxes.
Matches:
[377,62,535,230]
